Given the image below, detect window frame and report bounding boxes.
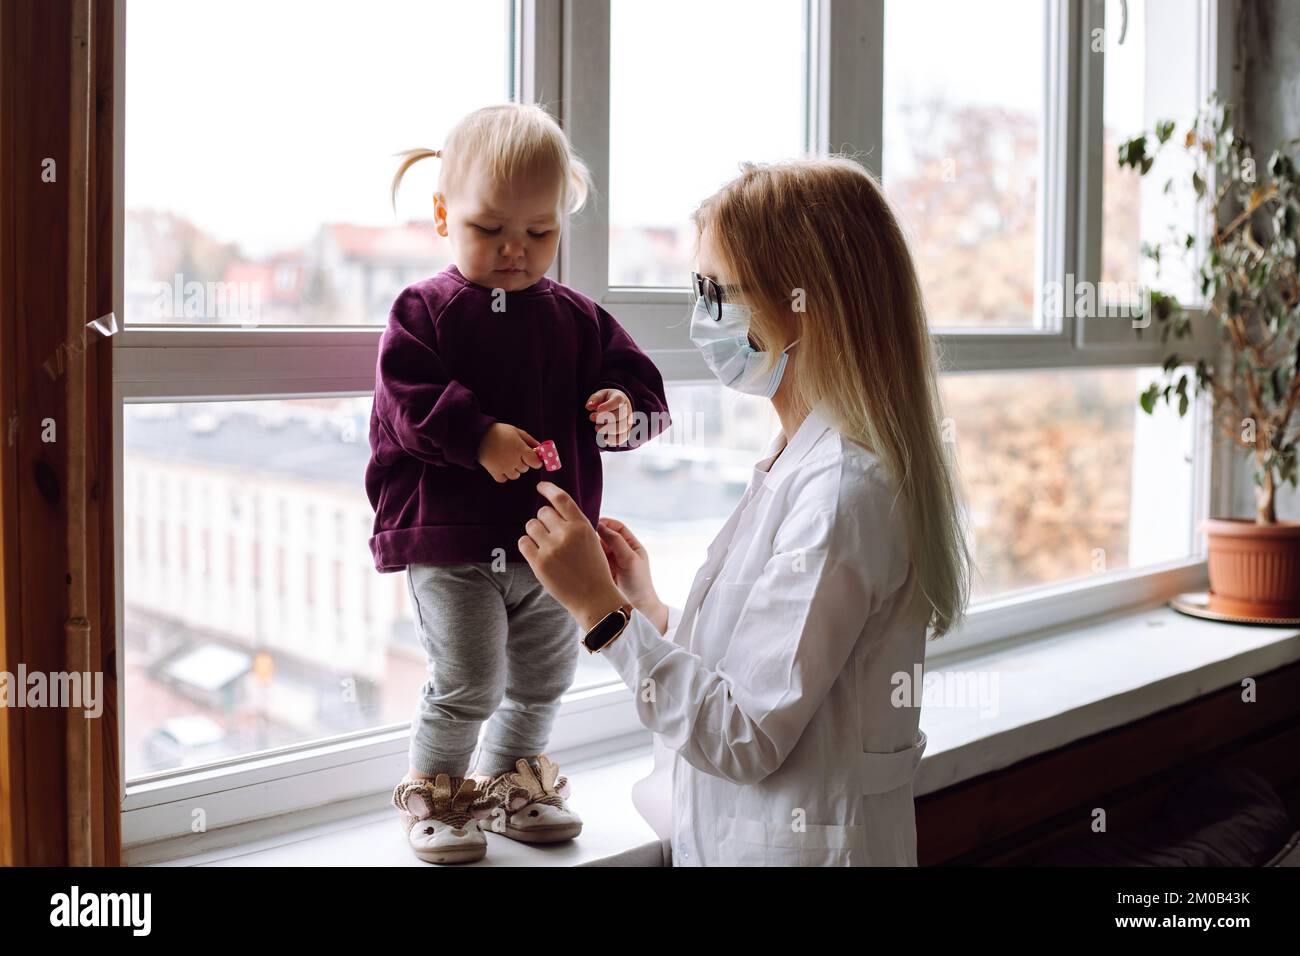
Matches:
[113,0,1236,848]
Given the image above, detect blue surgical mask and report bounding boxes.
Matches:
[688,295,799,398]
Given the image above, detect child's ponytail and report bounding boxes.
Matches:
[390,148,442,211]
[391,104,591,222]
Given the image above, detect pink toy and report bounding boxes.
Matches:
[536,439,561,472]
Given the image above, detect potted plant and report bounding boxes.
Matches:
[1120,97,1300,619]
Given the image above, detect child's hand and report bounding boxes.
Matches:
[586,388,632,446]
[477,423,543,483]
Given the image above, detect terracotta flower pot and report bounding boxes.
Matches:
[1203,517,1300,618]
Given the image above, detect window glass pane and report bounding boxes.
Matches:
[941,366,1197,601]
[583,370,1198,668]
[125,0,511,326]
[123,370,1199,775]
[883,0,1046,328]
[596,371,1197,631]
[123,390,775,773]
[608,0,806,287]
[124,398,403,777]
[1101,0,1201,303]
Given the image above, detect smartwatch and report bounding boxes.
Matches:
[582,602,634,653]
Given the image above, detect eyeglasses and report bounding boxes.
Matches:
[691,271,743,321]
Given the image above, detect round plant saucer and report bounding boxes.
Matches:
[1170,591,1300,627]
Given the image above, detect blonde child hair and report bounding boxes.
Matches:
[390,103,592,215]
[692,157,972,639]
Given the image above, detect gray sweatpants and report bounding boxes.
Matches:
[406,562,579,778]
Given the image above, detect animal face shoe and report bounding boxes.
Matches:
[480,755,583,844]
[392,774,499,864]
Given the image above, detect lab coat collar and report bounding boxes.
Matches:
[758,406,835,490]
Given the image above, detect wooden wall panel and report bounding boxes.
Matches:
[918,661,1300,865]
[0,0,120,867]
[0,0,20,869]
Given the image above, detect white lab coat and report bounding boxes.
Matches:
[601,407,930,866]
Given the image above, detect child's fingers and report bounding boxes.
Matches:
[596,423,631,445]
[593,394,627,413]
[509,428,541,467]
[585,388,611,409]
[593,407,629,432]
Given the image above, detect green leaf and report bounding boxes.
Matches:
[1139,385,1158,415]
[1120,135,1149,170]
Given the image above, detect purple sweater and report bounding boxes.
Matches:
[366,265,670,572]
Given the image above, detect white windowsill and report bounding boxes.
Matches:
[137,602,1300,867]
[913,602,1300,795]
[138,745,662,868]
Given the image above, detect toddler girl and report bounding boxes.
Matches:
[368,103,670,864]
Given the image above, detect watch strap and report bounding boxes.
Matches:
[583,602,634,653]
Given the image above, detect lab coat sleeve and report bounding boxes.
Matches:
[665,604,683,640]
[602,468,899,785]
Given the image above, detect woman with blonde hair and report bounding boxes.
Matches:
[520,156,971,866]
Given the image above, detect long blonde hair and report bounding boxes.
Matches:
[390,103,592,214]
[693,157,971,639]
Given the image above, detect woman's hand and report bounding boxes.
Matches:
[518,482,628,632]
[596,517,669,634]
